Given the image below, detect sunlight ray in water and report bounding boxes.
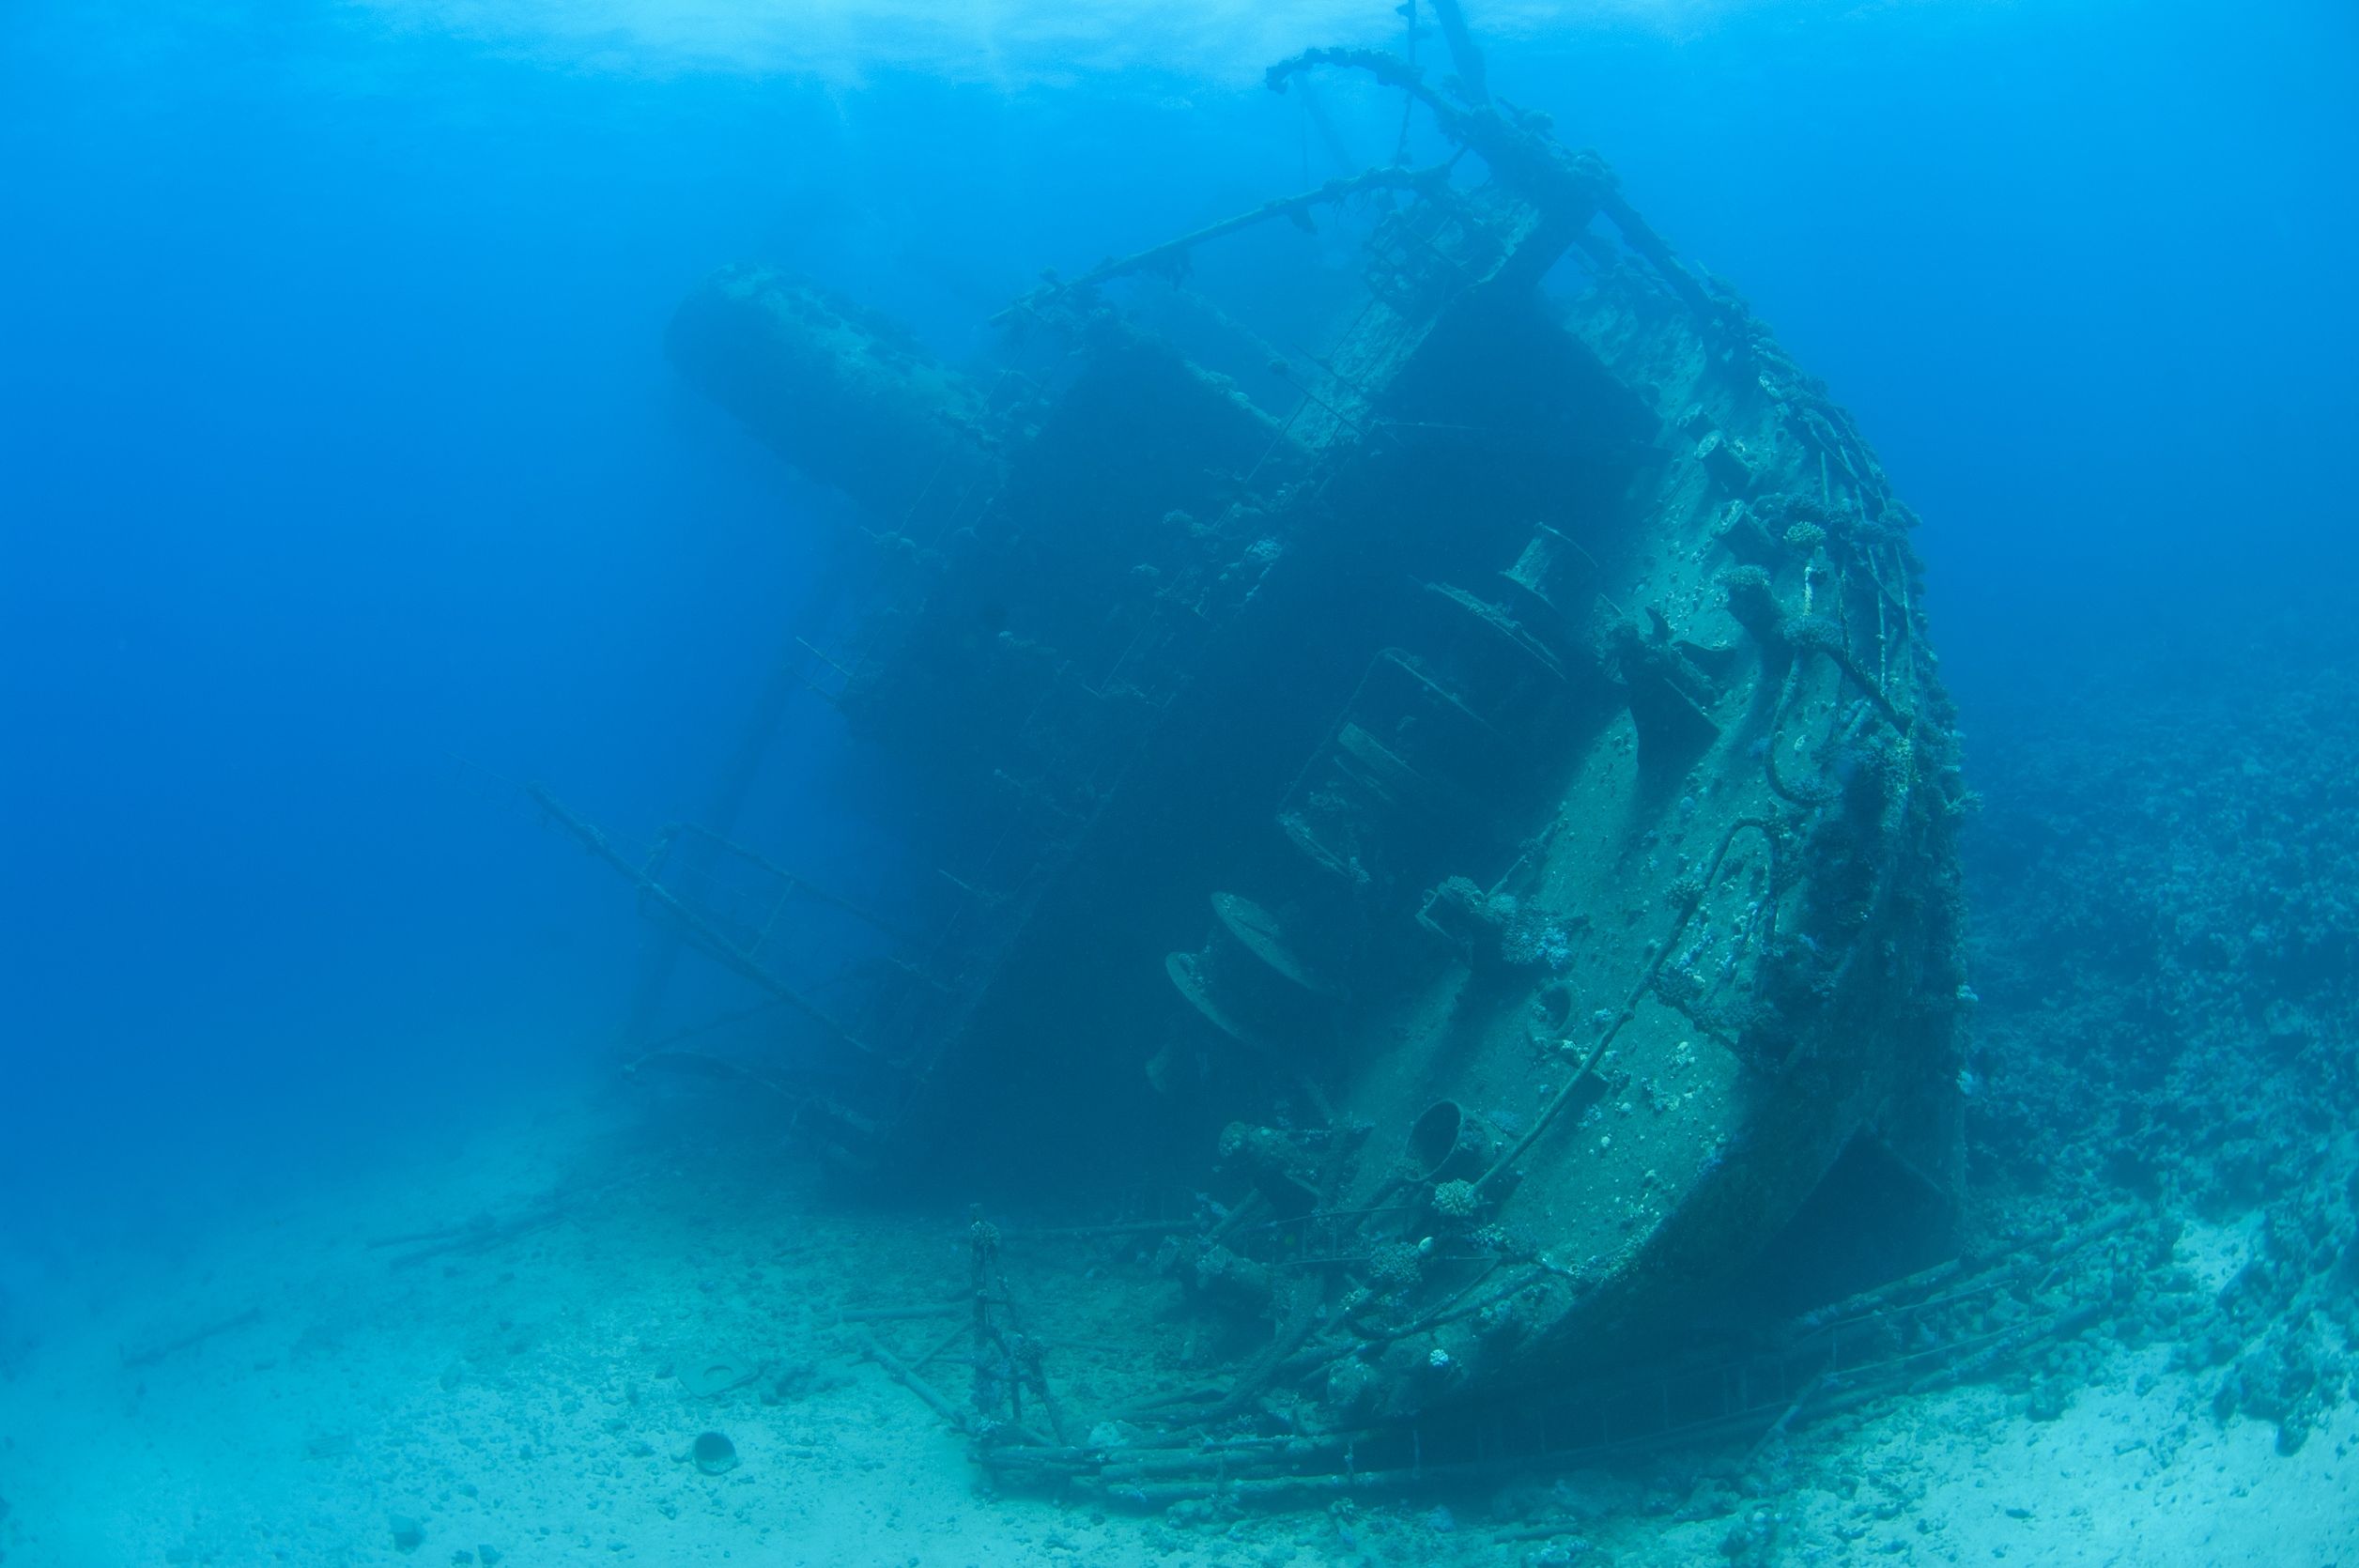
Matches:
[346,0,1766,83]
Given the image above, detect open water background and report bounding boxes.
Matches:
[2,0,2352,1287]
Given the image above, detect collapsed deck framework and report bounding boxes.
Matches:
[563,8,1976,1433]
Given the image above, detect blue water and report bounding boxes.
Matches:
[3,0,2355,1554]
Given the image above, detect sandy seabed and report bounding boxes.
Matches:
[3,1098,2352,1568]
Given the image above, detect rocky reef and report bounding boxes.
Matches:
[1966,613,2359,1453]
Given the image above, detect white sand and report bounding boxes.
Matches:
[2,1098,2351,1568]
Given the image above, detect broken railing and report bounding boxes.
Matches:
[852,1206,2145,1508]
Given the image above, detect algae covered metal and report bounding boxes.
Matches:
[628,6,1972,1430]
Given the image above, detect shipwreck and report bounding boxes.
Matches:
[542,0,1998,1487]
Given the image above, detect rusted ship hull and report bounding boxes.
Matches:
[646,23,1970,1425]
